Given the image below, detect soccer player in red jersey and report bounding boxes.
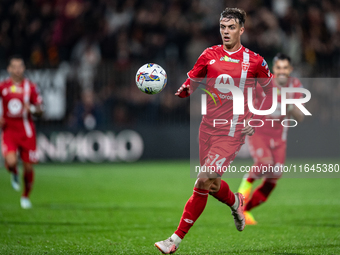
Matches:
[155,8,274,254]
[1,55,43,209]
[238,53,305,225]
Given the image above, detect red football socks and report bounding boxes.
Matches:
[210,180,235,206]
[245,181,276,211]
[6,163,18,175]
[174,187,209,239]
[23,170,34,197]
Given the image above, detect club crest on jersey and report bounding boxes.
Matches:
[242,61,250,71]
[220,56,240,63]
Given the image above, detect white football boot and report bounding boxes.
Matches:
[155,234,181,254]
[11,173,20,191]
[20,197,32,209]
[231,192,245,231]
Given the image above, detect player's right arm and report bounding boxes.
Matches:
[175,48,210,98]
[288,105,304,123]
[27,82,44,117]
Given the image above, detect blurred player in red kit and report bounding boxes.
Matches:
[238,53,305,225]
[155,8,274,254]
[1,55,43,209]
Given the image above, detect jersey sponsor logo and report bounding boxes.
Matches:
[215,74,234,94]
[8,98,23,115]
[184,218,194,224]
[10,85,23,94]
[261,59,267,66]
[220,56,240,63]
[210,59,216,65]
[242,61,250,71]
[212,93,233,100]
[201,86,312,116]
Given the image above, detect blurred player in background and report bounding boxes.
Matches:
[0,55,43,209]
[155,8,274,254]
[238,53,305,225]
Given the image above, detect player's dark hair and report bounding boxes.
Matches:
[220,8,246,27]
[273,53,291,65]
[8,54,25,66]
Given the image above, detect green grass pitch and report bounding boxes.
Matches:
[0,159,339,254]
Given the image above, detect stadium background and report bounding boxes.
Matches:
[0,0,339,254]
[0,0,338,162]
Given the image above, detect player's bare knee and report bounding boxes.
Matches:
[23,163,34,173]
[6,159,16,169]
[195,178,215,190]
[209,184,219,194]
[209,179,221,194]
[5,154,17,169]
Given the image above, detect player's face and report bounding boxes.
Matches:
[273,59,292,86]
[220,18,244,50]
[7,59,25,81]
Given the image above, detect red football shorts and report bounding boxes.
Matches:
[248,134,286,165]
[199,130,244,176]
[1,130,39,163]
[247,133,286,179]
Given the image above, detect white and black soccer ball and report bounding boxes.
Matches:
[135,63,167,94]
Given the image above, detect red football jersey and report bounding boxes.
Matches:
[0,78,42,138]
[254,77,303,140]
[188,45,273,139]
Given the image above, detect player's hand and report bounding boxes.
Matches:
[241,118,255,136]
[286,104,294,113]
[24,103,30,112]
[175,84,190,97]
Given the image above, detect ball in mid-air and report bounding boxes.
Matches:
[135,63,167,94]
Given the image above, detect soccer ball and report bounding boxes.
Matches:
[135,63,167,94]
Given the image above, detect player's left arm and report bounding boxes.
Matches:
[287,105,304,123]
[241,118,255,136]
[28,83,44,117]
